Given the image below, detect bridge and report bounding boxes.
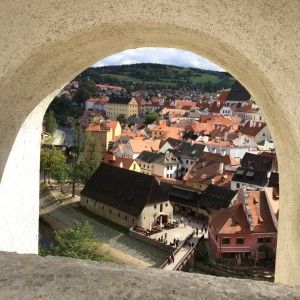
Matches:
[160,234,204,271]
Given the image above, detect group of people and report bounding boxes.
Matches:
[170,238,180,247]
[167,253,175,265]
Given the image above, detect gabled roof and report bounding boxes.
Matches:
[199,184,238,210]
[210,203,251,234]
[107,95,133,104]
[234,105,257,113]
[173,142,206,160]
[153,151,181,165]
[136,151,158,164]
[226,81,251,102]
[218,91,229,102]
[200,152,239,166]
[232,167,279,187]
[103,154,136,170]
[128,139,160,153]
[239,121,267,137]
[81,163,167,217]
[241,152,273,171]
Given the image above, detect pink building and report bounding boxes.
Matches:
[208,189,277,259]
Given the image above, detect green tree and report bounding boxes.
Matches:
[44,110,58,135]
[48,147,69,193]
[68,118,86,197]
[116,113,127,124]
[39,221,111,262]
[40,148,52,183]
[73,81,96,106]
[144,110,160,125]
[78,133,102,183]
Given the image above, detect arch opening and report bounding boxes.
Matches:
[0,6,299,285]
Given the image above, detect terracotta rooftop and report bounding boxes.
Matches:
[103,154,136,170]
[128,139,160,153]
[239,121,267,137]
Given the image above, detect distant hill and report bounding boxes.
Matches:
[76,63,235,92]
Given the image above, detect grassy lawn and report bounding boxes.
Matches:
[99,73,221,86]
[42,135,55,145]
[70,203,129,235]
[191,74,221,84]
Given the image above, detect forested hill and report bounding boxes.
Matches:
[75,63,234,92]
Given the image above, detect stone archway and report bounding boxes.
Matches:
[0,1,299,285]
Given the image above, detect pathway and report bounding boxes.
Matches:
[39,183,167,267]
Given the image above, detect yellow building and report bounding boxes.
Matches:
[86,120,122,157]
[105,96,139,120]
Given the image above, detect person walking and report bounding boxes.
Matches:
[171,253,175,263]
[196,228,199,236]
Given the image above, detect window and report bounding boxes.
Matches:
[154,205,157,209]
[222,238,231,245]
[102,205,104,210]
[236,238,244,245]
[125,216,128,220]
[93,202,96,208]
[132,219,135,224]
[165,203,168,207]
[258,237,272,244]
[236,183,240,188]
[186,160,189,164]
[86,199,89,204]
[118,213,120,217]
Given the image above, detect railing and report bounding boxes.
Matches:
[174,235,204,271]
[159,232,196,270]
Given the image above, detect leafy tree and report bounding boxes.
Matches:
[73,81,96,106]
[40,148,52,183]
[258,244,273,259]
[47,96,81,125]
[48,147,69,193]
[44,110,58,135]
[68,118,86,197]
[78,133,102,183]
[39,221,111,262]
[116,113,127,125]
[40,147,69,191]
[144,110,160,125]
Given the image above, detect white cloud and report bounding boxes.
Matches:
[92,47,225,72]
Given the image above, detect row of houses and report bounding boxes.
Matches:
[78,80,279,262]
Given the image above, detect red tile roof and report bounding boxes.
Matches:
[240,121,267,137]
[103,154,136,170]
[210,190,277,234]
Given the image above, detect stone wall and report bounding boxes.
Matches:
[0,0,299,284]
[0,251,299,300]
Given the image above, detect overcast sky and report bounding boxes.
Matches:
[92,47,225,72]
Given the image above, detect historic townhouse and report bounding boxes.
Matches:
[105,96,139,120]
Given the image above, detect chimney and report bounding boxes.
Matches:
[219,163,224,174]
[224,132,228,141]
[221,150,226,156]
[238,133,242,147]
[211,148,217,154]
[119,161,123,168]
[190,140,194,146]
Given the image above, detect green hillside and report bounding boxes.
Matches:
[76,63,234,92]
